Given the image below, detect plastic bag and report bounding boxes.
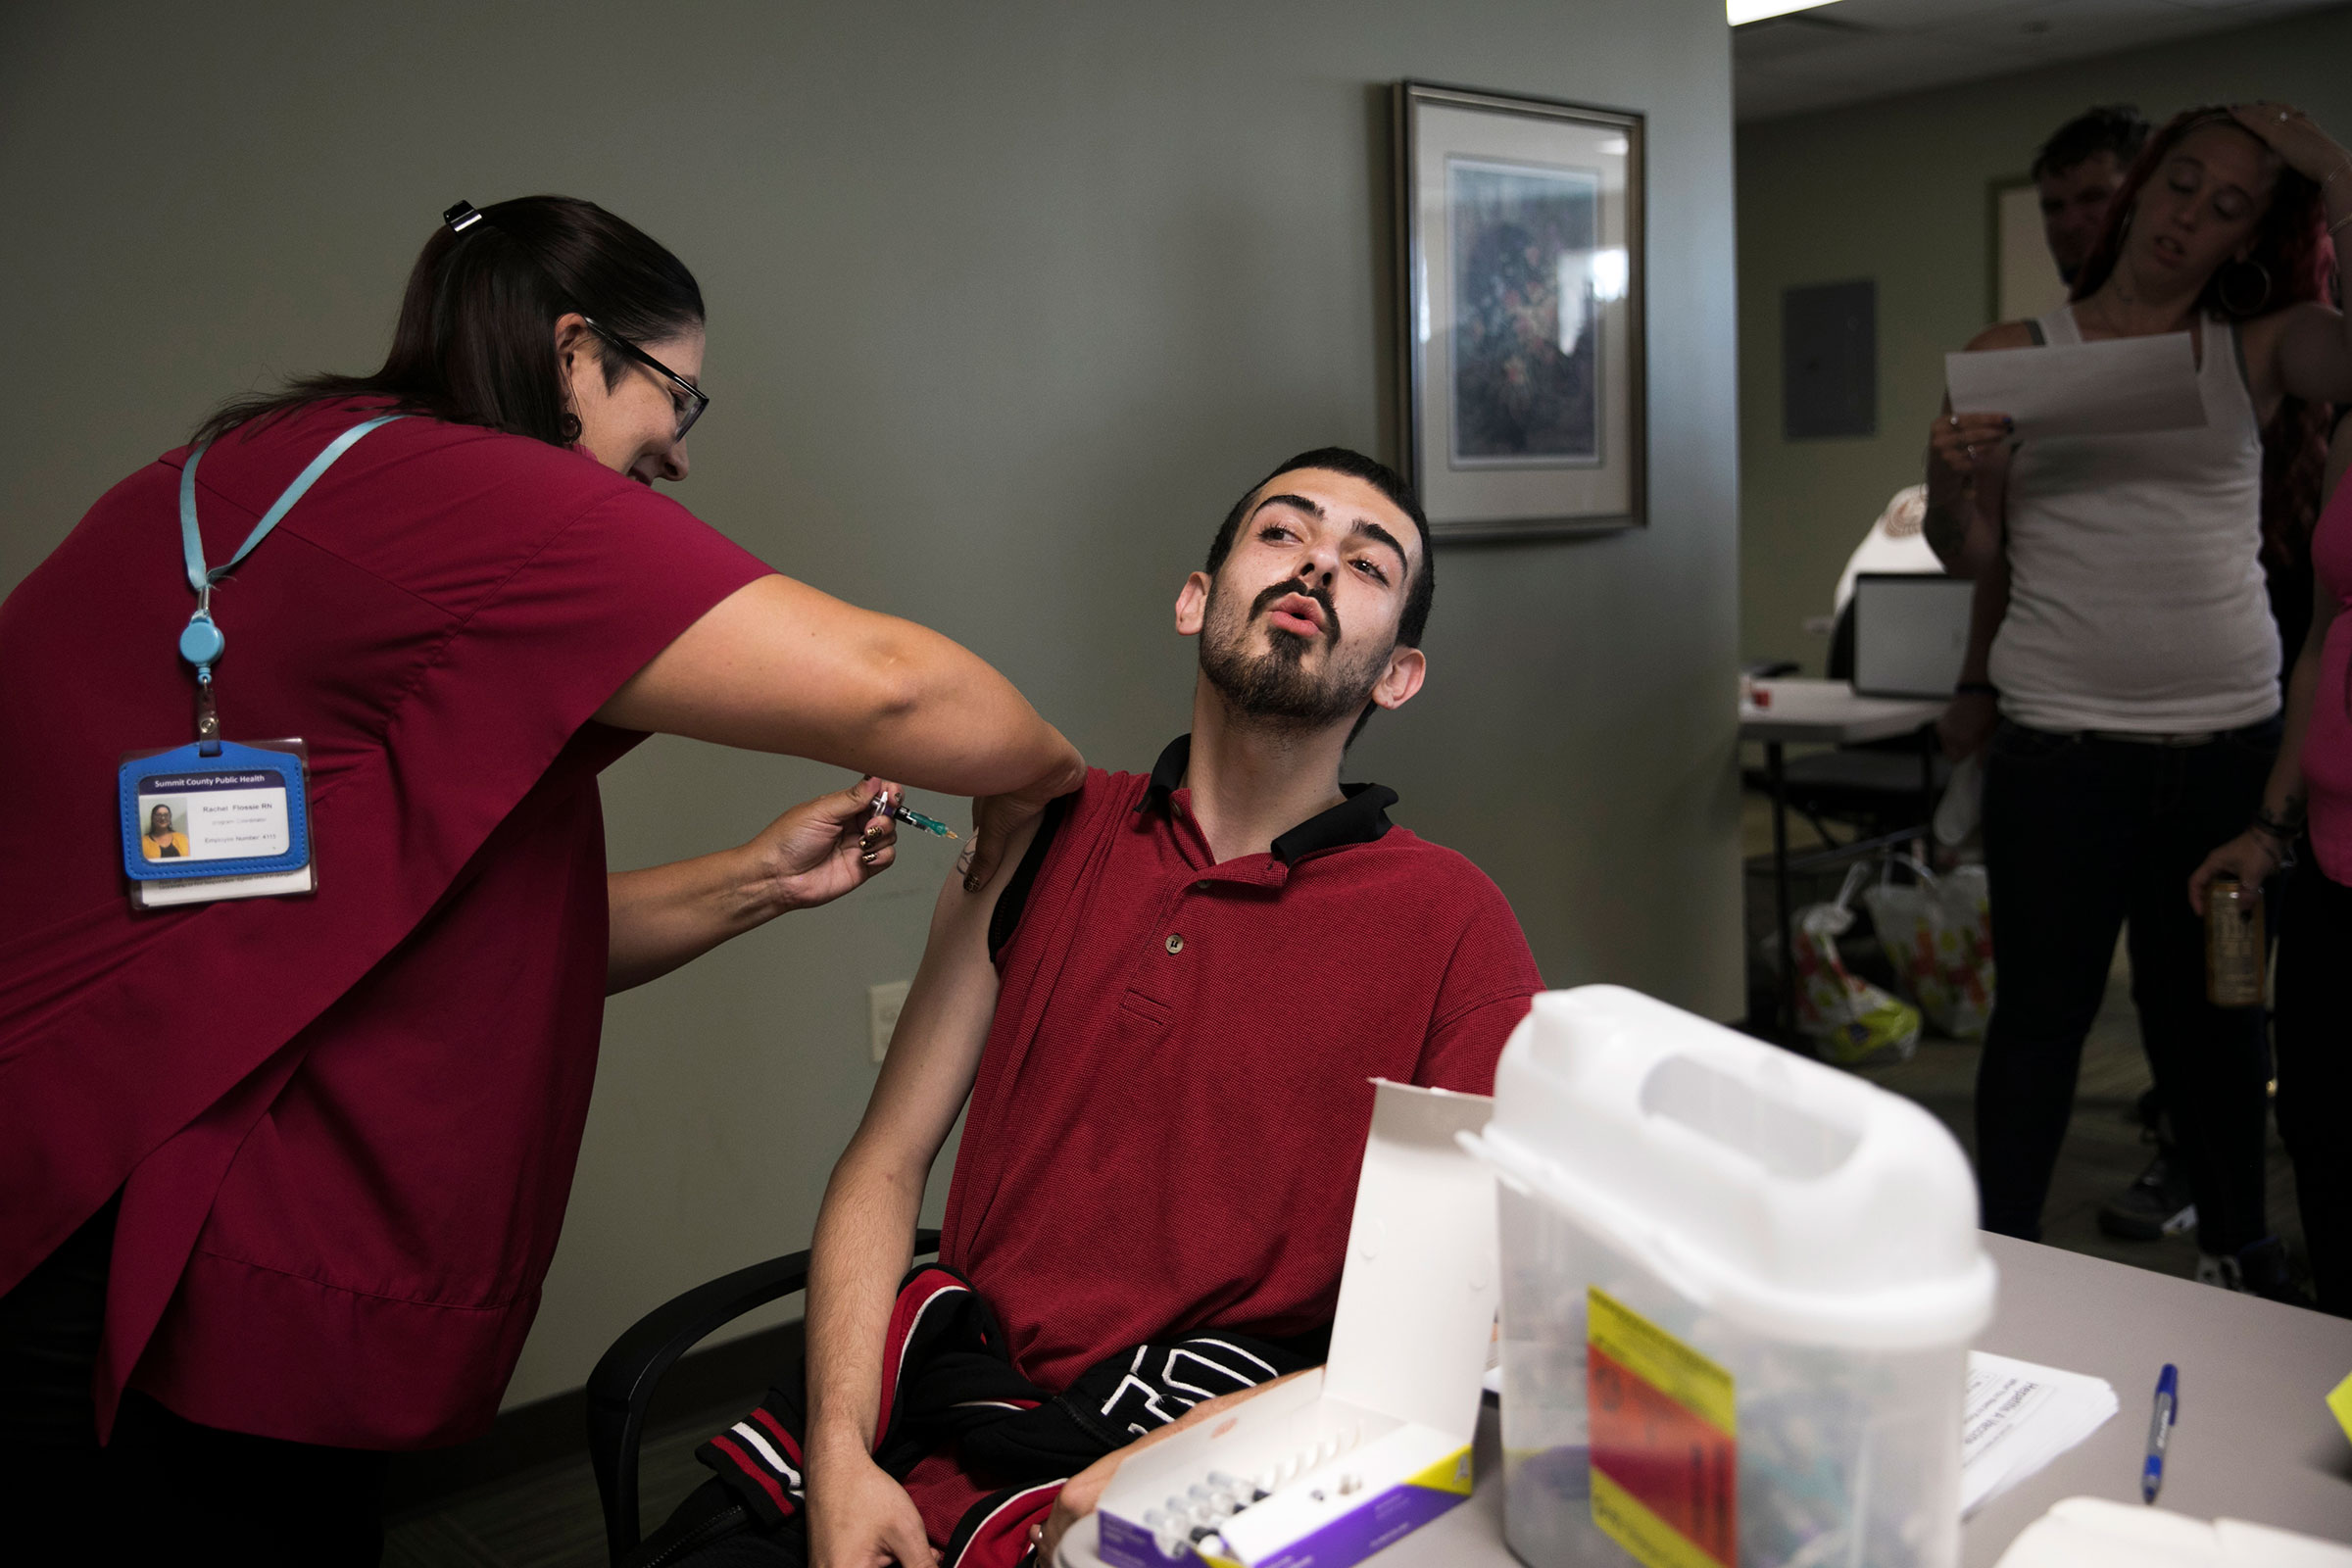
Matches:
[1862,858,1995,1040]
[1789,862,1922,1065]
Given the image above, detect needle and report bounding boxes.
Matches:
[871,791,958,840]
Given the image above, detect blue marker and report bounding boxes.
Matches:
[2141,1363,2178,1503]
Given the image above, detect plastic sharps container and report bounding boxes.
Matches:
[1464,986,1994,1568]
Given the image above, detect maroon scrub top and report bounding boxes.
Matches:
[0,402,770,1447]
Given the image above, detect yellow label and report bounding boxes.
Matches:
[1588,1288,1738,1568]
[2328,1369,2352,1444]
[1587,1288,1737,1434]
[1592,1469,1736,1568]
[1404,1445,1476,1495]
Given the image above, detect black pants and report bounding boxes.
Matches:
[0,1200,390,1564]
[2278,855,2352,1315]
[1976,719,2278,1253]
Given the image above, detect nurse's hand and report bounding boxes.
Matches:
[607,776,903,994]
[756,775,902,912]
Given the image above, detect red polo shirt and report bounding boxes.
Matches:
[942,735,1542,1388]
[0,402,769,1446]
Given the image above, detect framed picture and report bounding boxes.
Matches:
[1394,81,1645,540]
[1987,177,2069,325]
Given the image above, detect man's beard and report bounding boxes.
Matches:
[1199,576,1389,730]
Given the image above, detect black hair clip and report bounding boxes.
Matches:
[443,201,485,233]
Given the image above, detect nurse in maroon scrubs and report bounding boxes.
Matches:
[0,195,1084,1560]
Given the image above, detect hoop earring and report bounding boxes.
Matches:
[2217,257,2272,317]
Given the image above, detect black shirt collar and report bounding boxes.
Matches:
[1139,734,1396,865]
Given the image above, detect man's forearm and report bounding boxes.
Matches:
[804,1154,928,1457]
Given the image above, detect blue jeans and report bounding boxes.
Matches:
[1976,717,2278,1253]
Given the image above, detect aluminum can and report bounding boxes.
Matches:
[2204,875,2265,1007]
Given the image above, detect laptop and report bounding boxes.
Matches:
[1850,572,1973,699]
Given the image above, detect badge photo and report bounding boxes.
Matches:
[119,739,316,908]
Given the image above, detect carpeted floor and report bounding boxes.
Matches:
[384,1400,721,1568]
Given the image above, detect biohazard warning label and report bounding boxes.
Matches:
[1587,1287,1737,1568]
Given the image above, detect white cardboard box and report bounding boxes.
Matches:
[1092,1080,1497,1568]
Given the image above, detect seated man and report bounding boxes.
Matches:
[642,448,1540,1568]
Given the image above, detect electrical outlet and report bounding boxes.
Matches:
[868,979,911,1063]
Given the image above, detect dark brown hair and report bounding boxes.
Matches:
[194,196,703,448]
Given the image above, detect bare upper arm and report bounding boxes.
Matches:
[594,573,924,754]
[2251,302,2352,410]
[840,810,1047,1184]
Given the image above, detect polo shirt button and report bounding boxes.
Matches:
[1195,880,1210,892]
[1165,933,1185,955]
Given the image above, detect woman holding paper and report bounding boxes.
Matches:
[1922,103,2352,1300]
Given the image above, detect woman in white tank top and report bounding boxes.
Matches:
[1920,103,2352,1299]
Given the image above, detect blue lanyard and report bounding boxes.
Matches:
[176,415,404,747]
[176,415,405,677]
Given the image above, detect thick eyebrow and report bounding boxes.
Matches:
[1250,492,1325,522]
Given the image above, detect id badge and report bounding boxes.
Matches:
[120,738,317,908]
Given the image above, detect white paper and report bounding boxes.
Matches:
[1946,333,2206,439]
[1961,1350,2119,1516]
[1991,1497,2352,1568]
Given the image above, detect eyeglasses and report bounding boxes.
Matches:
[583,317,709,441]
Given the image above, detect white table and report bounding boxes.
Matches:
[1064,1234,2352,1566]
[1740,678,1947,1038]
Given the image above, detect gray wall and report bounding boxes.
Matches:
[1737,4,2352,673]
[1,1,1741,1408]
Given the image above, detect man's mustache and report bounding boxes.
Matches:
[1249,577,1341,646]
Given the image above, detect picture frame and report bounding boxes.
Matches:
[1394,81,1646,540]
[1987,176,2069,326]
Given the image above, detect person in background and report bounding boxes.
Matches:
[1939,105,2149,762]
[1925,104,2352,1299]
[2192,410,2352,1317]
[0,195,1082,1561]
[1943,104,2334,1250]
[1939,106,2219,1243]
[2039,105,2152,285]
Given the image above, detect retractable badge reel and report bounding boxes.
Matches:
[118,415,403,907]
